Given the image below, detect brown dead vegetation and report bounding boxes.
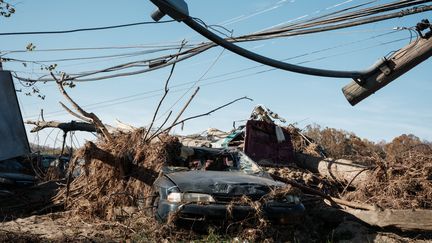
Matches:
[302,126,432,210]
[53,129,181,220]
[346,141,432,209]
[6,95,432,242]
[2,123,432,242]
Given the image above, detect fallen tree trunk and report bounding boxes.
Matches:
[295,153,372,188]
[26,120,97,133]
[344,208,432,232]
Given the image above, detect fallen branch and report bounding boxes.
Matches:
[271,173,375,211]
[81,141,159,185]
[158,96,253,135]
[144,42,184,141]
[295,153,373,188]
[25,120,97,133]
[51,72,112,142]
[167,86,200,133]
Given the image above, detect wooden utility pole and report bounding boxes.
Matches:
[343,31,432,106]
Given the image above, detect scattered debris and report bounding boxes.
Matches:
[2,94,432,241]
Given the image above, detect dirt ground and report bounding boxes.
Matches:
[1,209,431,242]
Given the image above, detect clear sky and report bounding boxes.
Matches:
[1,0,431,148]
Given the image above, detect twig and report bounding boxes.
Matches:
[40,109,45,121]
[143,62,176,141]
[271,174,375,211]
[341,167,371,195]
[51,72,112,142]
[59,102,92,123]
[167,87,200,133]
[144,42,185,141]
[147,111,173,141]
[159,96,253,134]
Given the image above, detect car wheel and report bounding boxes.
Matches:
[150,192,163,221]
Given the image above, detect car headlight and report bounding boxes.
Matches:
[167,192,215,203]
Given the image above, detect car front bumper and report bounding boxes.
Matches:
[157,200,305,223]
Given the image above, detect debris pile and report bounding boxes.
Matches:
[54,129,182,219]
[3,102,432,241]
[346,141,432,209]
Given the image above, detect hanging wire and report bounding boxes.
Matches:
[22,33,410,120]
[155,47,227,122]
[0,20,175,36]
[10,1,432,83]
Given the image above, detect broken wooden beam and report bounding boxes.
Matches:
[345,208,432,232]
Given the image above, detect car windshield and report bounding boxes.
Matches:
[235,151,262,174]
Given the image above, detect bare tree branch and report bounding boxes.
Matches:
[26,120,97,133]
[144,42,185,141]
[59,102,93,123]
[159,96,253,135]
[51,72,113,142]
[166,87,200,134]
[147,111,173,142]
[40,109,45,121]
[143,64,175,141]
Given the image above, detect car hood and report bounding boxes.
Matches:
[165,170,284,197]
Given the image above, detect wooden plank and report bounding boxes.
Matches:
[345,208,432,231]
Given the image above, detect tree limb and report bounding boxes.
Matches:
[147,111,173,141]
[51,72,112,142]
[167,86,200,133]
[26,120,97,133]
[159,96,253,134]
[144,42,185,141]
[59,102,93,123]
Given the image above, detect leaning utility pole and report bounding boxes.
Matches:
[343,22,432,105]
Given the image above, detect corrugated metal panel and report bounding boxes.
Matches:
[0,71,30,161]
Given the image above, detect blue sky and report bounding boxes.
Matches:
[1,0,431,148]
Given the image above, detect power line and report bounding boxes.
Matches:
[0,20,175,36]
[155,47,226,121]
[6,47,190,63]
[22,33,408,120]
[0,42,200,55]
[14,29,400,87]
[11,1,431,84]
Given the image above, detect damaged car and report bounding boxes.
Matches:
[150,146,305,224]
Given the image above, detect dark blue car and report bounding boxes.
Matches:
[150,147,305,224]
